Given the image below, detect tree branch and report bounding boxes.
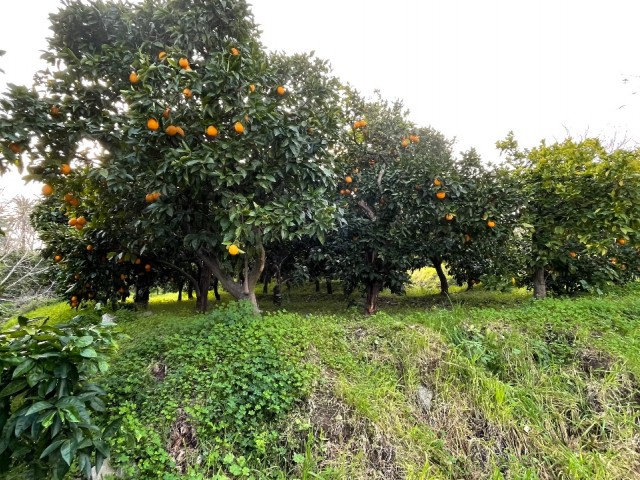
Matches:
[357,200,377,222]
[154,259,202,298]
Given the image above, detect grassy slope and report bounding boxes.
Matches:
[11,278,640,480]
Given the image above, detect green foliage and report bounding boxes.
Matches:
[0,313,121,479]
[103,301,314,478]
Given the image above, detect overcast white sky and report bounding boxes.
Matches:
[1,0,639,200]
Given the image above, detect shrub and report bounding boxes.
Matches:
[0,314,121,479]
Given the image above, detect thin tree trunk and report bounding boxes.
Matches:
[212,277,220,301]
[466,278,474,291]
[364,280,382,315]
[326,277,333,294]
[177,284,183,301]
[196,262,212,312]
[533,267,546,299]
[315,278,320,292]
[432,256,449,295]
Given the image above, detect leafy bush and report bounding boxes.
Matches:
[105,301,315,478]
[0,314,121,479]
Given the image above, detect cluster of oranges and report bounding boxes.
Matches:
[68,216,87,231]
[63,192,80,207]
[145,191,161,203]
[353,119,367,129]
[401,134,420,148]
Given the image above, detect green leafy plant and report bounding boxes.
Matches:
[0,314,121,479]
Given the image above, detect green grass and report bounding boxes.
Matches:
[10,279,640,479]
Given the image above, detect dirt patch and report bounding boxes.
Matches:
[306,378,401,479]
[150,360,168,381]
[167,408,199,473]
[580,348,614,376]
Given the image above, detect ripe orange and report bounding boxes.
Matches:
[401,138,410,147]
[360,120,367,127]
[183,88,192,99]
[445,213,454,221]
[249,84,255,92]
[71,295,78,302]
[617,238,626,245]
[54,254,62,262]
[42,184,54,196]
[145,193,154,203]
[87,244,94,251]
[231,47,240,56]
[68,218,77,226]
[64,193,74,203]
[345,176,353,184]
[179,57,189,69]
[158,51,167,60]
[69,198,79,207]
[175,127,185,137]
[75,223,84,231]
[50,105,60,116]
[135,258,141,265]
[276,85,285,95]
[569,251,577,258]
[339,189,346,195]
[206,125,219,137]
[147,118,159,131]
[610,257,617,265]
[152,191,161,201]
[409,134,420,143]
[435,191,446,200]
[433,178,442,187]
[165,125,178,136]
[162,107,170,119]
[76,216,87,226]
[487,220,496,228]
[234,121,244,134]
[144,264,152,272]
[74,274,80,280]
[228,245,240,256]
[8,143,21,154]
[353,120,362,129]
[129,71,139,84]
[60,164,71,175]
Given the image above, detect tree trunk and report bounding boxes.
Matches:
[364,280,382,315]
[187,283,194,300]
[326,277,333,294]
[212,277,220,301]
[177,284,183,301]
[263,273,270,294]
[196,262,212,312]
[432,257,449,295]
[197,243,265,315]
[134,275,150,306]
[466,278,474,291]
[533,267,546,299]
[315,278,320,292]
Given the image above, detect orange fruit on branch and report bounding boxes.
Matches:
[162,107,170,119]
[60,164,71,175]
[487,220,496,228]
[179,57,189,69]
[206,125,219,137]
[183,88,192,99]
[433,178,442,187]
[129,71,139,84]
[42,184,54,196]
[144,264,152,272]
[249,84,256,92]
[617,238,626,245]
[158,51,167,60]
[569,251,577,258]
[165,125,178,136]
[8,143,21,154]
[147,118,159,131]
[228,245,240,256]
[54,254,62,262]
[401,138,410,147]
[68,218,77,226]
[234,121,244,134]
[435,191,446,200]
[50,105,60,116]
[87,244,94,251]
[276,85,285,95]
[444,213,454,221]
[231,47,239,56]
[345,176,353,184]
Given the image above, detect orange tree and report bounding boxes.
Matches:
[1,0,343,313]
[498,133,640,297]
